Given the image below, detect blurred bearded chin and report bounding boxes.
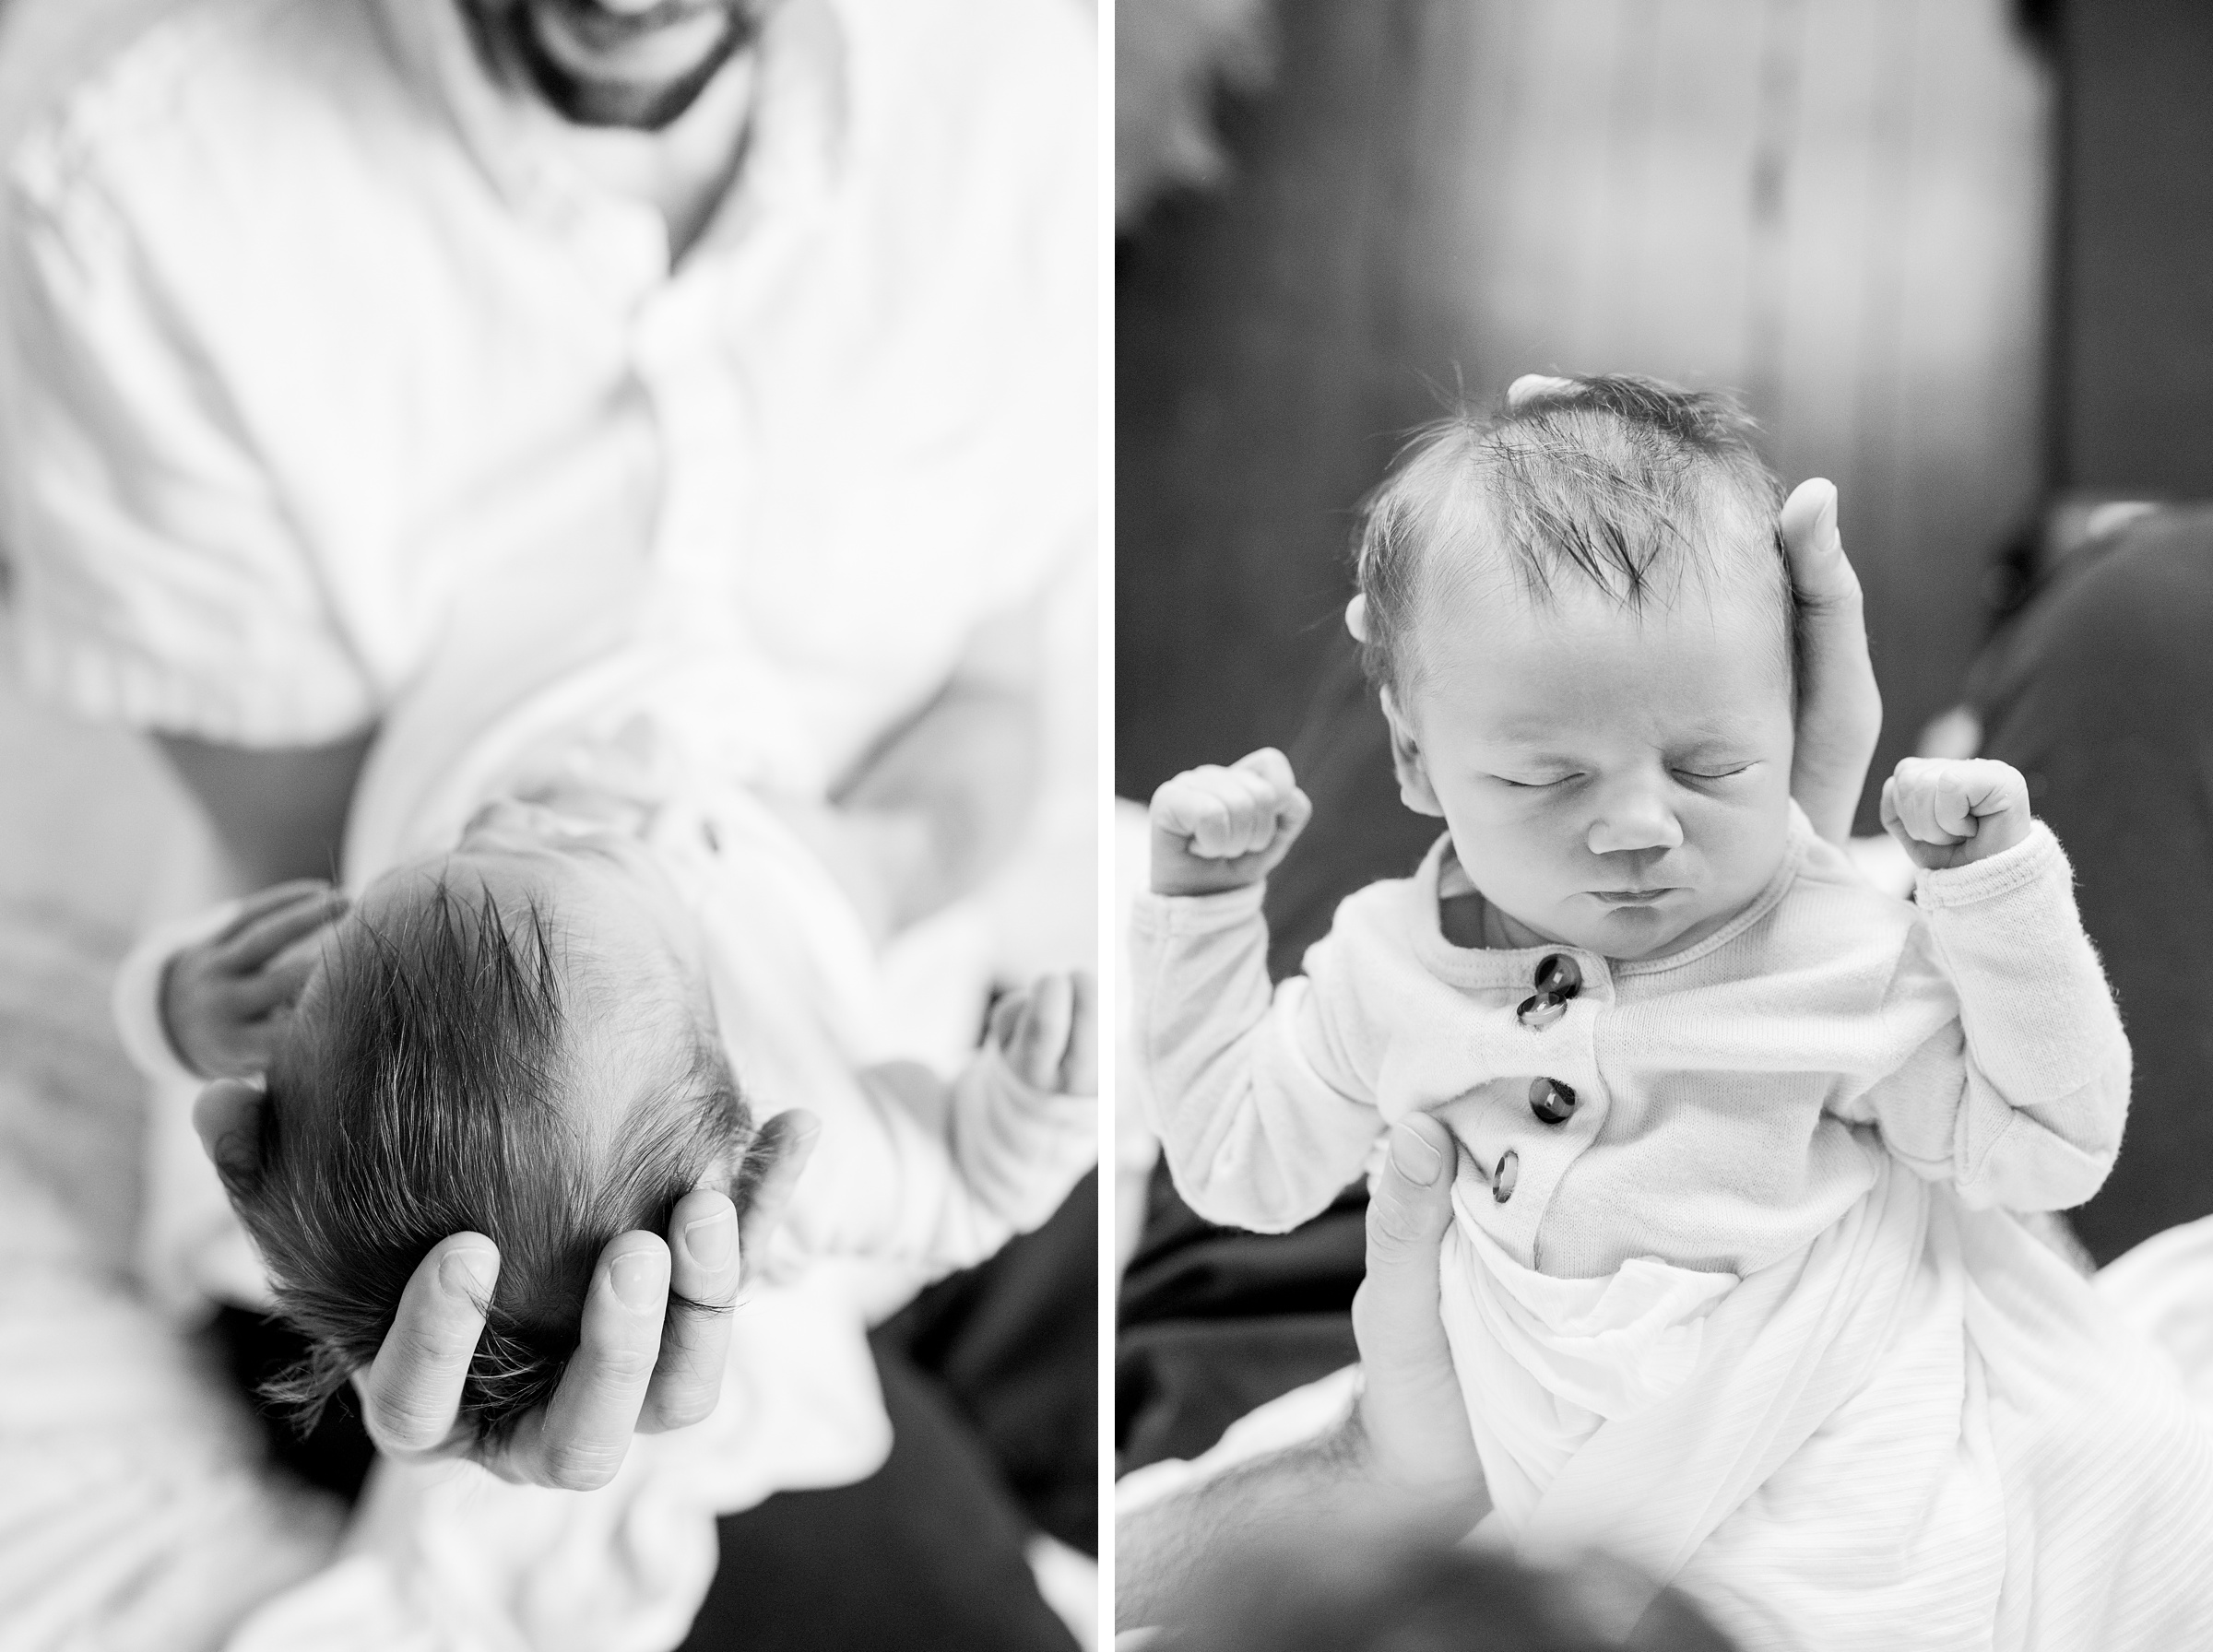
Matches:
[467,0,764,130]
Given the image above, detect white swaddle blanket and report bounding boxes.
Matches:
[1434,1136,2213,1650]
[1442,1131,1926,1569]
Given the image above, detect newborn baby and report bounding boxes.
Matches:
[157,792,1092,1449]
[1131,377,2213,1645]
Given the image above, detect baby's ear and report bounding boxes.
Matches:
[192,1078,269,1198]
[1379,689,1446,819]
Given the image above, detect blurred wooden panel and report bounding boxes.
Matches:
[1118,0,2052,832]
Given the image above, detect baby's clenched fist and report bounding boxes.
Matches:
[1149,748,1313,897]
[1880,757,2032,871]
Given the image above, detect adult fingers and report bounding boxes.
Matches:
[216,886,349,971]
[357,1233,500,1457]
[1355,1118,1457,1375]
[639,1187,741,1434]
[522,1233,669,1490]
[1780,478,1882,846]
[1507,372,1575,407]
[737,1110,819,1289]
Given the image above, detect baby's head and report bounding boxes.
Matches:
[219,802,752,1446]
[1354,374,1797,962]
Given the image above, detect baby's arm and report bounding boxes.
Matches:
[941,973,1100,1245]
[834,973,1097,1272]
[1864,759,2128,1210]
[1134,749,1385,1232]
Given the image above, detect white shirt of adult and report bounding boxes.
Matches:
[0,0,1095,798]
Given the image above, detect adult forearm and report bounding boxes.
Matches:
[1117,1422,1478,1632]
[1117,1434,1359,1632]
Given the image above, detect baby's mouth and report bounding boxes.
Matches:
[1588,887,1677,906]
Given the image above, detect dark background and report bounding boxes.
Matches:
[1120,0,2212,833]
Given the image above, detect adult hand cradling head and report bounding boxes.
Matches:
[187,797,823,1489]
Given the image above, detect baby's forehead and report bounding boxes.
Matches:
[1416,574,1793,735]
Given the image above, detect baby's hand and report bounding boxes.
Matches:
[162,879,349,1078]
[988,970,1096,1096]
[1879,757,2033,871]
[1149,748,1313,896]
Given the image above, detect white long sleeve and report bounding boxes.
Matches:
[814,1048,1097,1272]
[1842,823,2129,1211]
[1128,880,1383,1233]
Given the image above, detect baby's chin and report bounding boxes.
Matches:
[1518,890,1736,963]
[1571,900,1706,962]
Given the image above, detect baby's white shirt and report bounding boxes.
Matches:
[1130,808,2128,1280]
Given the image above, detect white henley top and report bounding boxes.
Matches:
[1131,811,2131,1280]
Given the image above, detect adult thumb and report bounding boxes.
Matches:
[1356,1116,1457,1368]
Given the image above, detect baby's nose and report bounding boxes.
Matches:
[1585,795,1685,856]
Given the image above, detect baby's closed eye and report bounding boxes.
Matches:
[1672,761,1758,783]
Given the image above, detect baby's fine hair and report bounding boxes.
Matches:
[1353,373,1794,705]
[220,875,751,1446]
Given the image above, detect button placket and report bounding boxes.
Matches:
[1477,950,1605,1263]
[1515,951,1583,1030]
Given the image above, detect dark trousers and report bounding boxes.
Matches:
[217,1172,1095,1650]
[1121,536,2213,1467]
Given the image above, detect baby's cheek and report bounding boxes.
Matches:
[1698,781,1795,893]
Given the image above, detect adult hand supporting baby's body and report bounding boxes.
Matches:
[193,1083,821,1490]
[1116,1115,1485,1631]
[1349,1116,1490,1524]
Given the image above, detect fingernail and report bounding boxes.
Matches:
[1390,1123,1444,1185]
[610,1249,664,1310]
[441,1247,497,1302]
[685,1210,736,1268]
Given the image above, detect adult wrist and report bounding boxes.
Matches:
[1340,1406,1491,1537]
